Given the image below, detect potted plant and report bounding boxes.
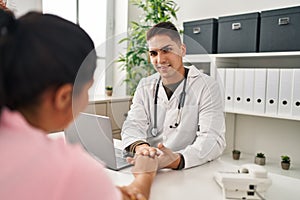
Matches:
[254,152,266,165]
[105,86,113,96]
[232,150,241,160]
[281,155,291,170]
[117,0,180,95]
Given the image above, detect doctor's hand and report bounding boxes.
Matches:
[135,144,159,158]
[157,143,181,169]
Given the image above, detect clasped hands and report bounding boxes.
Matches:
[120,144,180,200]
[127,143,180,172]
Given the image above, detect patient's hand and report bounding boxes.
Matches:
[127,154,158,174]
[121,155,158,200]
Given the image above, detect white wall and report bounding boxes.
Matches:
[42,0,76,23]
[175,0,300,27]
[111,0,129,96]
[129,0,300,28]
[234,115,300,163]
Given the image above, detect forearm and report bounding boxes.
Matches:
[119,153,158,200]
[131,173,155,199]
[119,172,155,200]
[183,137,225,168]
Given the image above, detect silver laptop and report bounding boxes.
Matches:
[64,112,131,170]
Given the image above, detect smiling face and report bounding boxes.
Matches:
[148,34,186,84]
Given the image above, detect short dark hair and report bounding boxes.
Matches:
[146,21,181,44]
[0,10,96,111]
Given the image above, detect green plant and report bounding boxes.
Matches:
[281,155,290,163]
[232,150,241,154]
[105,85,113,90]
[232,149,241,160]
[256,152,265,158]
[117,0,179,96]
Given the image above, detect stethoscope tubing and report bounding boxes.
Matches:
[152,77,160,136]
[152,76,187,136]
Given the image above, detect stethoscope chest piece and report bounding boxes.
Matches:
[151,128,158,137]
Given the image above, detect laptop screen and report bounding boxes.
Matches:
[64,113,120,169]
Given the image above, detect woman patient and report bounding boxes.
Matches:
[0,8,157,200]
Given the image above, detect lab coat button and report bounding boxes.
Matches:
[163,136,167,141]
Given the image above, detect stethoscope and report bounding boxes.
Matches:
[151,76,187,136]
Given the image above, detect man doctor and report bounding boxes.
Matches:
[122,21,226,170]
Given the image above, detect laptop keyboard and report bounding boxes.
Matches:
[115,148,123,157]
[115,148,130,167]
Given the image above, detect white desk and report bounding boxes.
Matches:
[105,159,300,200]
[107,140,300,200]
[49,133,300,200]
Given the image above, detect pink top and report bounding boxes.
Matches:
[0,108,121,200]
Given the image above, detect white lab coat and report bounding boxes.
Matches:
[121,66,226,168]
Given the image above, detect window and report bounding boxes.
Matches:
[42,0,111,96]
[42,0,77,23]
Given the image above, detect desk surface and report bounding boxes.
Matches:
[106,158,300,200]
[49,132,300,200]
[107,140,300,200]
